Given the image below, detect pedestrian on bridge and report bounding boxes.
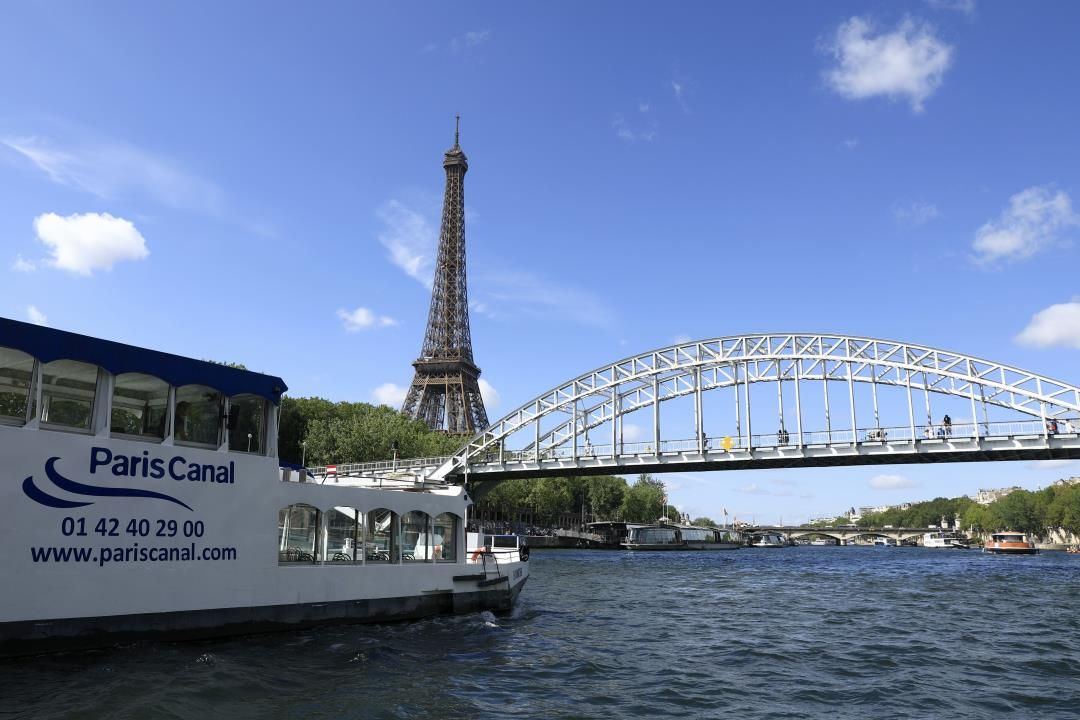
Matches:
[943,414,952,436]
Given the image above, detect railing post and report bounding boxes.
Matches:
[734,362,742,448]
[571,401,578,462]
[906,366,916,443]
[846,355,857,444]
[610,385,618,458]
[823,364,831,444]
[1037,378,1048,439]
[744,361,753,450]
[694,366,704,454]
[968,360,980,440]
[794,359,803,447]
[653,373,660,457]
[534,406,540,463]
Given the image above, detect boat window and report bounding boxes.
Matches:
[434,513,459,562]
[326,507,362,562]
[111,373,169,440]
[175,384,223,447]
[0,346,35,425]
[632,527,678,544]
[365,509,398,563]
[228,394,266,454]
[278,504,320,563]
[40,359,99,430]
[401,511,433,562]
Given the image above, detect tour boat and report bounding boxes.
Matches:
[622,522,742,550]
[748,532,787,548]
[982,531,1039,555]
[809,538,837,546]
[922,531,970,549]
[0,318,529,657]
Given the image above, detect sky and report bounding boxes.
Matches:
[2,1,1080,524]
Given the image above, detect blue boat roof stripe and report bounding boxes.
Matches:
[1,317,288,404]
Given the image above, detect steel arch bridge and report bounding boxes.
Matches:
[417,333,1080,483]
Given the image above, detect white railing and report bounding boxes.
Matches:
[470,417,1077,465]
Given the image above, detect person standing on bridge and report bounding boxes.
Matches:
[943,414,952,436]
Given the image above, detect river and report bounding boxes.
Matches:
[4,547,1079,719]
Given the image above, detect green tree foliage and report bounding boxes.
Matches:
[586,475,626,518]
[620,474,667,523]
[692,516,717,527]
[278,396,464,466]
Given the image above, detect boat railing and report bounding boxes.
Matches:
[278,466,448,491]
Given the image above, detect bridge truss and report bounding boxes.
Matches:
[426,334,1080,482]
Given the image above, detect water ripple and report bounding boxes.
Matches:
[2,548,1079,719]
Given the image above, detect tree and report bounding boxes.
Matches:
[692,516,717,527]
[620,474,666,523]
[586,476,627,519]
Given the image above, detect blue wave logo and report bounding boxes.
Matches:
[23,457,194,511]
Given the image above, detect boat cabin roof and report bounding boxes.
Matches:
[1,317,287,404]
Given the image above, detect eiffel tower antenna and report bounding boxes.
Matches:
[400,118,489,433]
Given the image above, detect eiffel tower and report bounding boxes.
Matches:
[400,118,489,433]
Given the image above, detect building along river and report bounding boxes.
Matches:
[3,547,1079,719]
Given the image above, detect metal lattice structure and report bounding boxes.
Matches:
[401,118,489,433]
[426,333,1080,481]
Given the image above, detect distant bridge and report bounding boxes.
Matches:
[746,526,929,544]
[310,334,1080,490]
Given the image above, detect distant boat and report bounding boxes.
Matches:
[922,531,970,549]
[623,522,742,550]
[873,538,897,547]
[983,531,1038,555]
[809,538,837,546]
[748,532,786,548]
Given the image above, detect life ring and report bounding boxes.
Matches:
[470,546,489,562]
[519,545,530,562]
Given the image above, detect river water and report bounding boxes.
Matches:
[4,547,1079,719]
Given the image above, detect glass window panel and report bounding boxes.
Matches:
[175,384,223,446]
[278,504,320,563]
[111,372,169,439]
[401,511,431,561]
[434,513,459,562]
[365,509,397,563]
[326,507,361,562]
[228,394,266,454]
[0,346,35,425]
[41,359,98,430]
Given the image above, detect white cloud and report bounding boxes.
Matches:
[638,102,651,113]
[842,138,860,150]
[672,79,690,113]
[869,473,915,489]
[612,113,655,143]
[478,378,500,411]
[26,305,48,326]
[2,135,223,214]
[972,186,1077,263]
[33,212,148,276]
[895,200,940,225]
[451,30,490,52]
[672,334,693,344]
[622,423,644,443]
[736,483,769,495]
[476,269,614,328]
[336,306,397,332]
[373,383,408,408]
[1015,300,1080,349]
[925,0,976,15]
[11,255,35,272]
[377,199,437,287]
[824,17,953,113]
[1025,459,1075,470]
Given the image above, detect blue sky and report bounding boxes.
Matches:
[3,1,1080,523]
